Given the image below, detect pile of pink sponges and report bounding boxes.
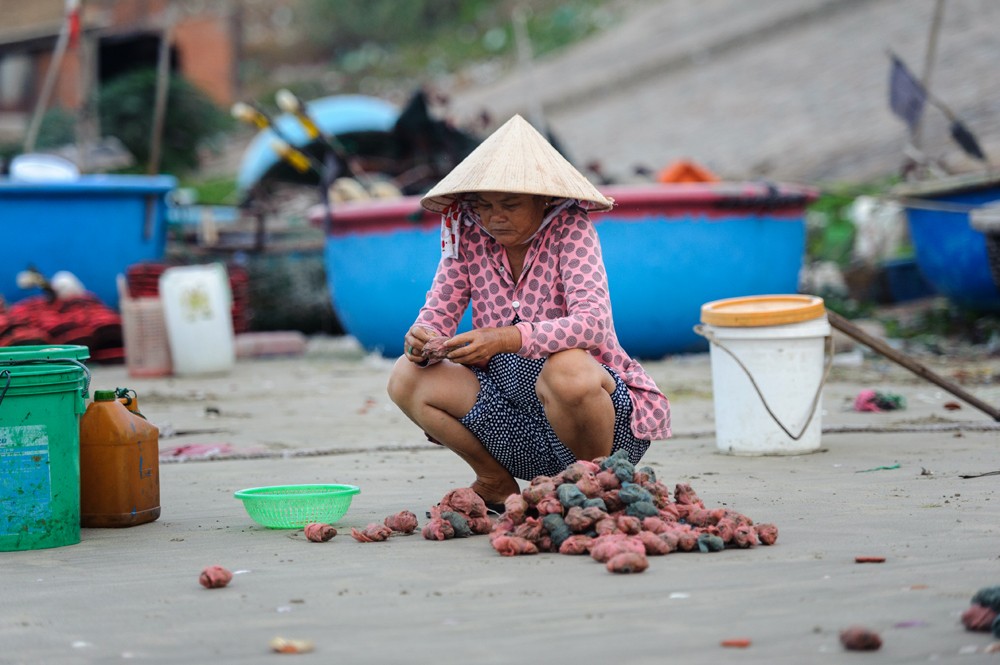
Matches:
[348,451,778,575]
[484,450,778,573]
[412,450,778,574]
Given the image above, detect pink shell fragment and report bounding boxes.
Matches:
[422,517,456,541]
[606,551,649,573]
[438,487,487,518]
[304,523,337,542]
[421,336,450,361]
[383,510,419,534]
[350,523,393,542]
[491,535,539,556]
[199,565,233,589]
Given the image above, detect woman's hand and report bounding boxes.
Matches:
[403,326,438,363]
[443,326,521,366]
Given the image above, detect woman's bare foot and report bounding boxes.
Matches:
[471,475,520,506]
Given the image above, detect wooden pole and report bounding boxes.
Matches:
[24,6,73,152]
[512,5,547,135]
[74,28,94,172]
[912,0,946,151]
[147,2,178,175]
[826,310,1000,421]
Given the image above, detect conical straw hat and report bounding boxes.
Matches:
[420,114,614,213]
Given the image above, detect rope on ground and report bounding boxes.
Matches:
[674,420,1000,439]
[159,443,442,464]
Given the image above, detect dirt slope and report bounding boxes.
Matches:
[446,0,1000,186]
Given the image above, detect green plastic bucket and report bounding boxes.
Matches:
[0,345,90,551]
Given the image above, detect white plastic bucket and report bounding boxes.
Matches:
[159,264,235,376]
[698,295,831,455]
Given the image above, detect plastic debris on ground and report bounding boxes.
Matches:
[854,389,906,412]
[856,463,901,473]
[269,637,314,654]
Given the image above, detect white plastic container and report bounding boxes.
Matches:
[698,295,831,455]
[159,264,235,375]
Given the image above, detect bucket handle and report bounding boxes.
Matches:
[0,370,9,405]
[0,359,91,408]
[694,324,834,441]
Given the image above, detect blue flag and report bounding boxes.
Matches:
[889,55,926,133]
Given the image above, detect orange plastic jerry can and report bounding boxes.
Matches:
[79,389,161,527]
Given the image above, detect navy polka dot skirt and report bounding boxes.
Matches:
[459,351,651,481]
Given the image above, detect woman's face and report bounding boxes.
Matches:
[468,192,548,248]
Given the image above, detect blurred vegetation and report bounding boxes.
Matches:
[805,179,901,267]
[299,0,614,60]
[0,107,80,168]
[178,175,241,206]
[879,300,998,343]
[98,69,233,175]
[805,182,1000,348]
[806,190,858,268]
[252,0,622,100]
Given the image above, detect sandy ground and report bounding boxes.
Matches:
[4,335,1000,664]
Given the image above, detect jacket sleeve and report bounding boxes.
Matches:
[517,216,614,358]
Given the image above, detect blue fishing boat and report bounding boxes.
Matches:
[310,182,816,359]
[894,173,1000,312]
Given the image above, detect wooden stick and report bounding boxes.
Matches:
[827,310,1000,421]
[148,3,178,175]
[24,6,72,152]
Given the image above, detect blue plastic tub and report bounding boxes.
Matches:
[310,182,815,359]
[0,174,176,310]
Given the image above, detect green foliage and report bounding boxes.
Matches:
[178,176,240,206]
[1,108,77,170]
[301,0,465,49]
[805,177,903,268]
[805,191,856,267]
[35,107,78,148]
[879,301,1000,345]
[98,69,232,175]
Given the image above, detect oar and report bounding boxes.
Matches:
[275,89,371,184]
[826,310,1000,421]
[230,102,318,175]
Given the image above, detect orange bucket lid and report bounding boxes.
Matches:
[700,294,826,327]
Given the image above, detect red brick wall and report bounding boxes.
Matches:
[174,15,237,107]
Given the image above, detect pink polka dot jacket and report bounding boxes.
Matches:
[415,204,672,441]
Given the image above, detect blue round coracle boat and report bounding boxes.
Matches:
[310,182,817,359]
[894,173,1000,312]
